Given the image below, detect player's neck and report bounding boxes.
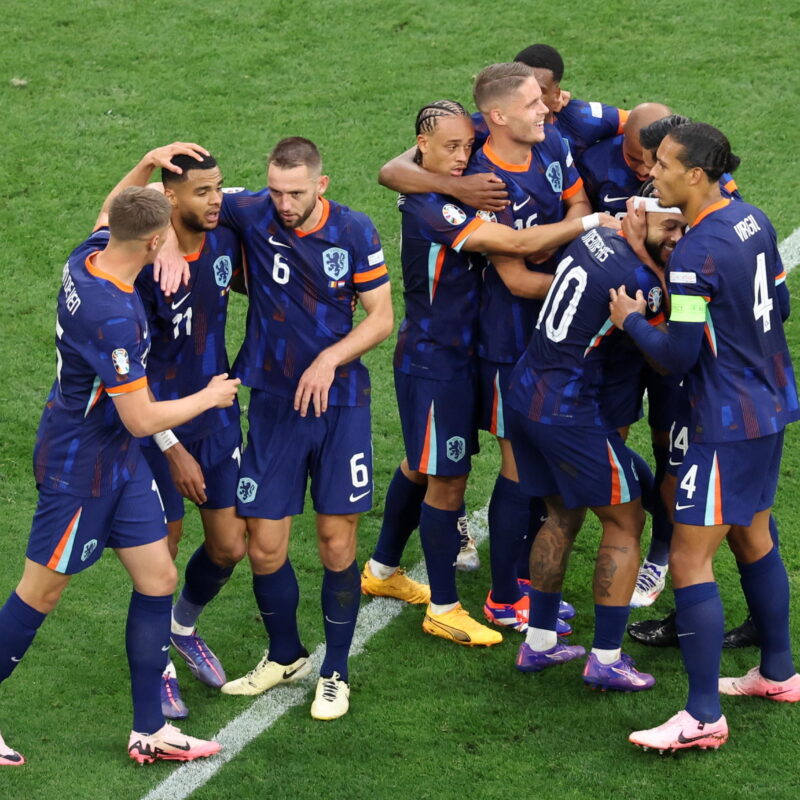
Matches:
[485,131,532,166]
[92,243,147,287]
[685,185,724,227]
[297,197,325,234]
[172,217,206,257]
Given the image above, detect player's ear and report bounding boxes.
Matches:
[488,107,505,127]
[416,133,429,156]
[317,174,330,196]
[164,186,179,208]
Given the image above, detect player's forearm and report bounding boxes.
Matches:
[318,306,395,370]
[492,255,553,299]
[623,315,704,374]
[99,158,162,217]
[563,193,592,219]
[117,391,216,438]
[379,149,450,195]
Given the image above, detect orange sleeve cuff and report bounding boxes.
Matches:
[617,109,630,134]
[452,217,485,250]
[106,376,148,396]
[353,264,388,284]
[561,177,584,200]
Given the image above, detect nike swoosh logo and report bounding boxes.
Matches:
[10,656,22,662]
[677,731,714,744]
[349,490,370,502]
[765,688,792,696]
[163,741,192,751]
[603,194,628,204]
[324,615,350,625]
[161,645,170,651]
[269,236,291,249]
[170,292,191,310]
[668,459,682,466]
[282,666,303,680]
[675,503,695,510]
[512,197,530,211]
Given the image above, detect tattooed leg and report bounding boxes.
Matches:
[529,497,585,593]
[591,500,646,606]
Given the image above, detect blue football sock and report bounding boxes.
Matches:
[488,475,529,604]
[372,467,427,567]
[419,503,461,606]
[629,449,655,513]
[0,591,46,684]
[529,588,562,632]
[252,560,304,665]
[592,605,630,650]
[675,582,723,723]
[320,561,361,682]
[173,544,235,629]
[126,590,171,734]
[738,547,794,681]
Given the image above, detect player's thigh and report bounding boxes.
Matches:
[669,521,730,588]
[316,513,359,570]
[506,408,559,500]
[115,538,177,596]
[246,516,293,573]
[673,433,783,527]
[394,369,478,477]
[235,391,310,519]
[199,505,247,565]
[591,498,646,544]
[16,558,73,614]
[309,406,374,515]
[726,508,774,565]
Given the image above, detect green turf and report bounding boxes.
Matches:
[1,0,799,798]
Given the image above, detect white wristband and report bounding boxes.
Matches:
[581,213,600,231]
[153,429,179,452]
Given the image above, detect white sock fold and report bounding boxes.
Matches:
[591,647,621,665]
[526,626,557,652]
[368,559,398,580]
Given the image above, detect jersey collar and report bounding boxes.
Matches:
[85,252,134,293]
[692,198,730,227]
[483,138,532,172]
[295,197,330,238]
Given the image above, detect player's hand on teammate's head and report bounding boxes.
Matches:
[154,225,190,295]
[598,212,622,231]
[608,286,646,330]
[452,173,508,212]
[145,142,210,174]
[205,373,241,408]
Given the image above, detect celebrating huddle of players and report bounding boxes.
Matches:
[1,43,797,768]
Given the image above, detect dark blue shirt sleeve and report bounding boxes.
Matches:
[623,313,705,375]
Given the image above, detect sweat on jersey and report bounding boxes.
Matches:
[465,126,583,363]
[508,226,663,427]
[220,190,388,407]
[34,229,149,497]
[136,227,242,444]
[393,192,484,379]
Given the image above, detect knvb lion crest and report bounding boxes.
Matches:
[213,255,233,287]
[322,247,349,280]
[446,436,466,463]
[81,539,98,562]
[237,477,258,504]
[545,162,563,193]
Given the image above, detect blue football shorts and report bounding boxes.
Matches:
[394,368,478,476]
[479,359,516,438]
[27,459,167,574]
[236,390,373,519]
[507,407,642,510]
[673,431,784,526]
[142,422,242,522]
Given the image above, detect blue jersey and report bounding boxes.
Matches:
[471,101,626,157]
[220,191,388,406]
[667,199,799,442]
[465,126,583,363]
[578,134,642,217]
[508,227,662,427]
[552,100,628,157]
[394,192,483,379]
[34,229,150,498]
[136,227,243,444]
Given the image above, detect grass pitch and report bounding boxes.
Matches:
[1,1,799,798]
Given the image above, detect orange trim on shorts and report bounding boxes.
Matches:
[714,457,724,525]
[106,376,148,396]
[295,197,330,237]
[353,264,388,284]
[693,198,730,227]
[418,404,434,475]
[607,442,621,505]
[47,507,82,570]
[561,177,584,200]
[85,253,134,293]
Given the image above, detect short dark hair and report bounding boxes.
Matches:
[473,62,535,113]
[109,187,171,241]
[413,100,471,164]
[514,44,564,82]
[668,122,741,180]
[268,137,322,174]
[639,114,691,152]
[161,153,218,186]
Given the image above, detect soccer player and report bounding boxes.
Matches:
[0,144,241,766]
[578,102,671,217]
[465,62,606,635]
[217,138,393,720]
[609,122,800,752]
[504,199,683,690]
[135,152,247,718]
[362,99,614,644]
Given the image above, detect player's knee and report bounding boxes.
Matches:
[207,537,247,567]
[246,538,285,573]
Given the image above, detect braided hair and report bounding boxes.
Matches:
[668,122,740,181]
[413,100,471,164]
[639,114,691,152]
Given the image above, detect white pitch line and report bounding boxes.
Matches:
[144,224,800,800]
[142,507,489,800]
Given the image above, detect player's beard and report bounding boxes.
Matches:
[644,236,672,269]
[180,210,216,233]
[280,197,317,229]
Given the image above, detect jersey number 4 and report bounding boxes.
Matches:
[753,252,774,334]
